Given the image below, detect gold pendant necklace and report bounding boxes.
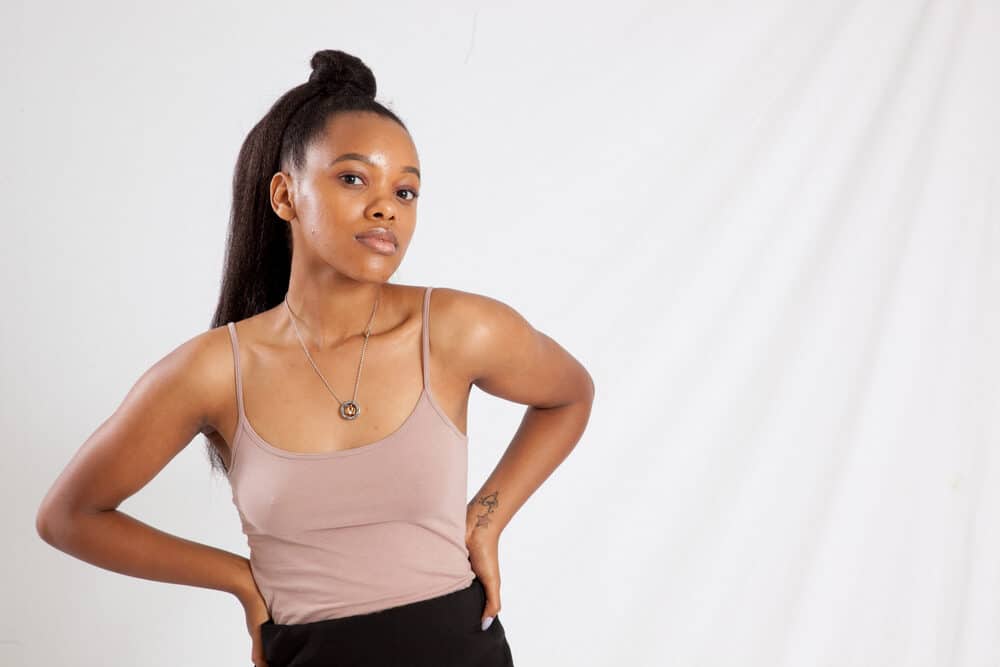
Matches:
[283,290,380,421]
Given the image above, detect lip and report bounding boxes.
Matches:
[355,227,397,244]
[355,227,398,256]
[355,235,398,255]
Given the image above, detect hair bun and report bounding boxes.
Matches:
[307,49,377,99]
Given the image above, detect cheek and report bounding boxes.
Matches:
[297,183,354,224]
[303,219,367,261]
[298,199,346,241]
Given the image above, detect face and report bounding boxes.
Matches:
[270,112,421,282]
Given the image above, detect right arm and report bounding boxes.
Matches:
[34,327,258,605]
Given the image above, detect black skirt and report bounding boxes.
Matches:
[259,577,515,667]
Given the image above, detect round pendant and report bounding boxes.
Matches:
[339,400,360,420]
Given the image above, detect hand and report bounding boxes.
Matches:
[466,530,502,631]
[236,569,271,667]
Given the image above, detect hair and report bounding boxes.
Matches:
[204,49,408,476]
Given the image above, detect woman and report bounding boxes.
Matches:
[35,49,595,666]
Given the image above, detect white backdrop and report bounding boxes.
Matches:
[5,1,999,665]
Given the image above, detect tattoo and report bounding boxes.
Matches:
[473,490,499,529]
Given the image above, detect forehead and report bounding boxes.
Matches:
[306,112,418,170]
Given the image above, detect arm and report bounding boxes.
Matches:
[34,328,258,606]
[436,288,596,542]
[435,288,594,629]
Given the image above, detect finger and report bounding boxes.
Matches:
[480,579,502,630]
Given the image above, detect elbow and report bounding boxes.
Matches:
[36,497,76,548]
[36,506,61,546]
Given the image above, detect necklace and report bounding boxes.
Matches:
[282,290,381,421]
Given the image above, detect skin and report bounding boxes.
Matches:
[35,110,595,666]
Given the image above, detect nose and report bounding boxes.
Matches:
[366,195,396,222]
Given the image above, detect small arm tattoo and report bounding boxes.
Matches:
[473,490,499,529]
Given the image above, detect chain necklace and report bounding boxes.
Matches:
[282,290,381,421]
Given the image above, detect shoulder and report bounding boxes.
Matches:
[427,286,595,406]
[140,323,239,434]
[427,286,530,333]
[426,286,539,382]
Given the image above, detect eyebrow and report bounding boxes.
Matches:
[328,152,420,179]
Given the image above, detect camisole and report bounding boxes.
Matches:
[224,286,475,624]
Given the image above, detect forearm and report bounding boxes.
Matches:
[466,396,592,541]
[39,508,254,603]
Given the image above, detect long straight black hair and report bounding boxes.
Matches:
[205,49,407,476]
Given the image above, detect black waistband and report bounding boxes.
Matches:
[260,577,514,667]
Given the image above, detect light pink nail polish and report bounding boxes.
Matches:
[481,615,494,631]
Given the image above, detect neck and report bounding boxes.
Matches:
[283,279,388,349]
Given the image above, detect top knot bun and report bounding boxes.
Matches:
[307,49,377,99]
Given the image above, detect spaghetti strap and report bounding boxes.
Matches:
[225,322,246,419]
[421,287,433,391]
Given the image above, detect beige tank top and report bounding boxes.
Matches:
[224,286,475,624]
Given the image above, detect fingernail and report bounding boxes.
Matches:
[481,615,494,631]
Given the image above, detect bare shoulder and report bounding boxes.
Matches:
[428,286,528,333]
[99,323,236,437]
[427,287,533,361]
[174,323,240,433]
[428,286,593,407]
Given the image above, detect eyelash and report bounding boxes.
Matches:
[340,174,419,201]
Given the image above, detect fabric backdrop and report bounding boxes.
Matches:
[5,1,998,665]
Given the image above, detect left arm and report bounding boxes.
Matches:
[465,327,594,542]
[436,287,595,625]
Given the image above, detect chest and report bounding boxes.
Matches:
[227,399,469,537]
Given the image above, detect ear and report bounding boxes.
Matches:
[270,170,296,223]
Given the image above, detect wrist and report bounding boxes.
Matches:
[465,509,501,545]
[229,556,256,604]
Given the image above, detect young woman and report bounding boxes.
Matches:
[36,49,594,666]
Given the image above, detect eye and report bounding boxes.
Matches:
[340,173,418,201]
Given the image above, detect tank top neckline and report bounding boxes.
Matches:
[238,389,437,460]
[225,286,467,463]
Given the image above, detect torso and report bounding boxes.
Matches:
[204,284,470,471]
